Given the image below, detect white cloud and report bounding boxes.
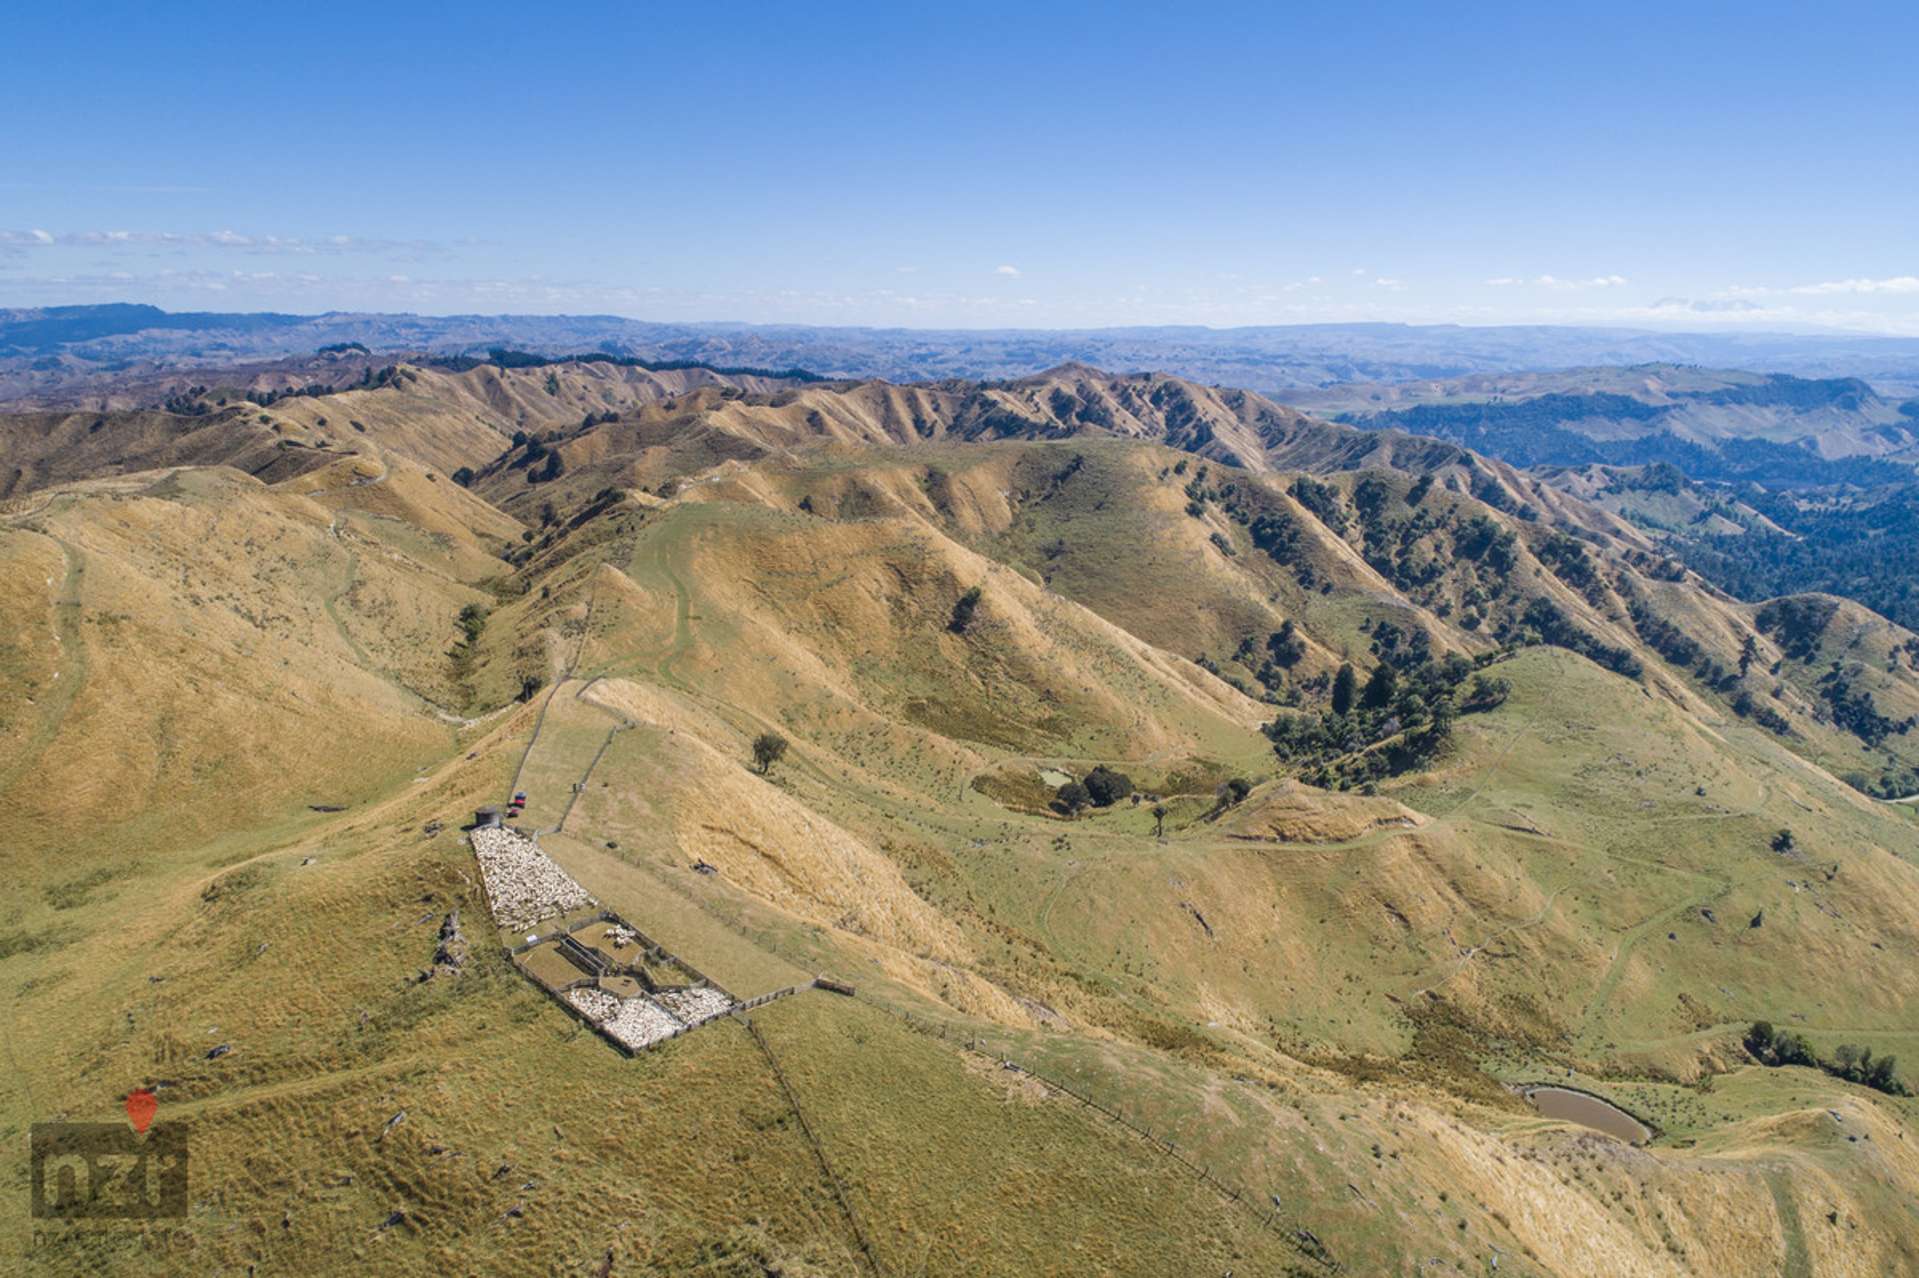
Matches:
[993,264,1021,277]
[1487,273,1628,290]
[1373,277,1405,290]
[1789,275,1919,296]
[0,227,445,257]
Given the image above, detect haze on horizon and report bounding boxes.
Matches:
[5,0,1918,335]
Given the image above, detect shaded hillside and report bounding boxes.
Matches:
[1541,463,1919,716]
[0,357,808,501]
[460,361,1475,521]
[1312,364,1919,483]
[0,405,347,501]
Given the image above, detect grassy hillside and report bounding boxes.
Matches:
[5,363,1919,1276]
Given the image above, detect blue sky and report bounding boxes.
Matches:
[4,1,1917,332]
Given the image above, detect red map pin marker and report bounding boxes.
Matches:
[125,1088,158,1134]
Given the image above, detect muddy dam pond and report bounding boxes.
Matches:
[1522,1087,1653,1144]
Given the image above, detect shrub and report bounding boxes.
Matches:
[1055,780,1091,816]
[949,586,983,634]
[1082,766,1133,807]
[751,732,789,775]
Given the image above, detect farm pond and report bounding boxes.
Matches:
[1522,1086,1653,1144]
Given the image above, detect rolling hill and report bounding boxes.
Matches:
[4,358,1918,1277]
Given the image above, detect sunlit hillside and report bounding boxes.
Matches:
[4,360,1917,1277]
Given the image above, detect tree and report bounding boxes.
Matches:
[1461,673,1511,712]
[1151,804,1167,838]
[1083,766,1133,807]
[1218,777,1252,806]
[451,466,475,488]
[1772,828,1796,854]
[1739,633,1760,677]
[1331,663,1357,715]
[1267,620,1305,668]
[751,731,789,776]
[949,585,983,634]
[538,450,564,482]
[1056,781,1091,816]
[1361,661,1398,710]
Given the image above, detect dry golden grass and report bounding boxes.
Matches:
[7,396,1919,1276]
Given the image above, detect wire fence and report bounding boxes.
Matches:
[873,1006,1341,1273]
[507,577,602,801]
[740,1013,885,1277]
[550,721,629,834]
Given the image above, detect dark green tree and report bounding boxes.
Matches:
[1331,663,1357,715]
[1361,661,1398,710]
[751,731,789,776]
[1056,780,1091,816]
[1083,766,1133,807]
[1267,620,1306,668]
[949,585,983,634]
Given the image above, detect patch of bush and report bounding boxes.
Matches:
[949,585,983,634]
[1746,1021,1908,1095]
[1082,766,1133,807]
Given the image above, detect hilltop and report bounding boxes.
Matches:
[3,358,1918,1276]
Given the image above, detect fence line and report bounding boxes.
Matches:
[875,1006,1340,1273]
[507,576,601,801]
[508,908,741,1003]
[740,1014,885,1277]
[508,680,563,798]
[550,721,629,834]
[506,942,765,1057]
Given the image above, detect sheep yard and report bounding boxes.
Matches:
[471,822,751,1053]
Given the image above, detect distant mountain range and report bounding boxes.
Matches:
[1296,364,1919,486]
[9,303,1919,399]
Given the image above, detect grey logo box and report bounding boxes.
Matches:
[30,1122,188,1220]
